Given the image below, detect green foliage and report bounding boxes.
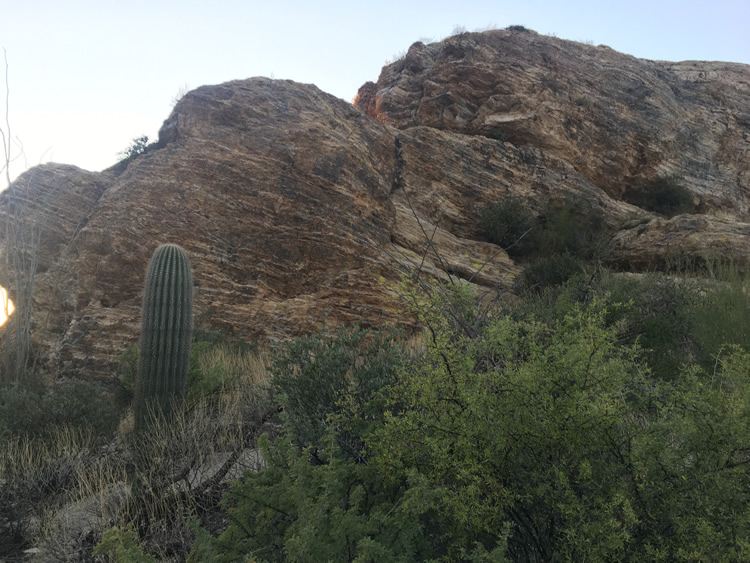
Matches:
[556,271,696,379]
[0,376,122,440]
[134,244,193,433]
[190,434,440,562]
[479,197,611,263]
[118,135,150,163]
[479,195,535,256]
[514,252,581,293]
[190,327,436,562]
[93,523,157,562]
[623,176,695,217]
[479,196,611,294]
[188,269,750,561]
[684,261,750,366]
[270,324,406,452]
[371,280,750,560]
[535,199,612,260]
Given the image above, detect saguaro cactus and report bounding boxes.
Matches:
[134,244,193,432]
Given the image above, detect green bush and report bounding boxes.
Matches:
[623,176,695,217]
[485,127,508,142]
[189,278,750,561]
[536,200,612,260]
[0,377,122,440]
[118,135,150,163]
[271,324,406,454]
[515,252,581,293]
[684,261,750,366]
[191,433,441,562]
[479,195,536,256]
[93,524,157,562]
[479,197,611,264]
[373,281,750,560]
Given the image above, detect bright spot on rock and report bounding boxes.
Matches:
[0,287,14,327]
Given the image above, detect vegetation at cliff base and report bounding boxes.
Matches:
[4,260,750,561]
[187,267,750,561]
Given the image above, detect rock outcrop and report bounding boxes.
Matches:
[1,28,749,380]
[356,28,750,214]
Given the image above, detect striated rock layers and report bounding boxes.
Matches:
[1,28,749,380]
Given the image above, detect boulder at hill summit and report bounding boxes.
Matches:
[1,28,749,380]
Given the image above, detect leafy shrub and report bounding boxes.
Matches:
[479,195,536,256]
[0,377,122,440]
[188,276,750,561]
[373,281,750,560]
[623,176,695,217]
[118,135,150,163]
[191,433,441,562]
[535,199,612,260]
[271,324,406,453]
[479,197,612,263]
[685,260,750,366]
[93,524,157,562]
[515,252,581,293]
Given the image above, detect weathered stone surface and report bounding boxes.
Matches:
[1,30,749,380]
[0,79,518,379]
[356,28,750,215]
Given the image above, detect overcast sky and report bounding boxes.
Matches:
[1,0,748,189]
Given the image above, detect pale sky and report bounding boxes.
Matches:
[1,0,748,189]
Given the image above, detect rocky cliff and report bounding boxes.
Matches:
[1,28,749,380]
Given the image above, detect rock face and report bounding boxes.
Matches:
[356,29,750,214]
[1,28,749,380]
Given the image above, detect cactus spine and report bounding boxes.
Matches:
[134,244,193,432]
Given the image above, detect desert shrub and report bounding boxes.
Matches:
[270,324,406,453]
[191,432,441,562]
[93,523,156,562]
[479,195,536,256]
[118,135,150,163]
[374,281,750,560]
[0,377,122,440]
[515,252,581,293]
[684,260,750,366]
[623,176,695,217]
[485,127,508,142]
[506,24,529,31]
[479,197,611,264]
[535,199,612,260]
[541,76,562,93]
[189,278,750,561]
[189,325,444,562]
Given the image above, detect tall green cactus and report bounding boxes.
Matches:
[134,244,193,433]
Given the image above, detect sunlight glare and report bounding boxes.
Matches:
[0,287,14,327]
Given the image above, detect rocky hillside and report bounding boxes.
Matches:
[1,27,749,380]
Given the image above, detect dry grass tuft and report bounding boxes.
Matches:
[0,346,276,561]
